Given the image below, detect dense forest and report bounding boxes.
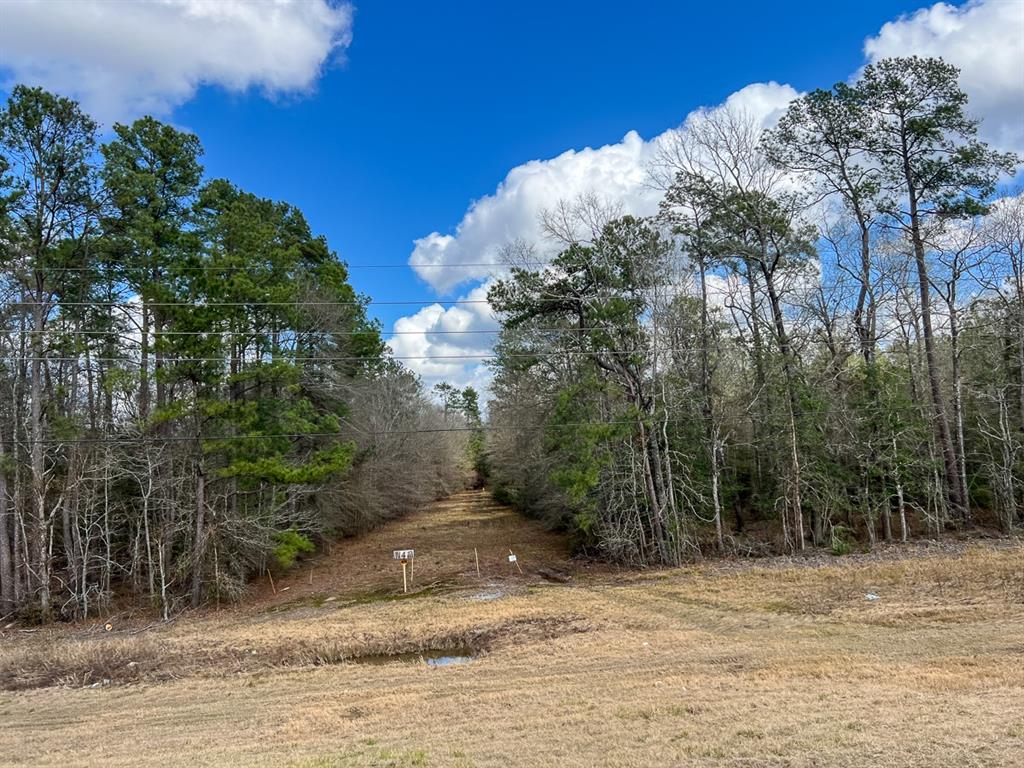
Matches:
[486,57,1022,564]
[1,55,1022,621]
[0,86,474,620]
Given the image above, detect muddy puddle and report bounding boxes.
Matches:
[347,647,476,667]
[471,589,505,602]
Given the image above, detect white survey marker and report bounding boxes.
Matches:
[393,549,415,561]
[508,554,517,563]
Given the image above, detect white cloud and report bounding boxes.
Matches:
[386,282,500,396]
[410,82,799,296]
[864,0,1024,153]
[0,0,353,124]
[410,130,654,295]
[405,1,1023,394]
[397,83,799,391]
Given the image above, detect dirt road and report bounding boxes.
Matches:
[257,488,575,607]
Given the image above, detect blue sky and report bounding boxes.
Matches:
[1,0,1021,391]
[170,1,938,324]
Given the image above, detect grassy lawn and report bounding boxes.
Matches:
[2,492,1022,767]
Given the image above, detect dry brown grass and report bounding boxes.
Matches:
[254,489,576,607]
[1,491,1022,767]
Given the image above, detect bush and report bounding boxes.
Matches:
[491,483,513,506]
[830,524,855,556]
[271,529,315,569]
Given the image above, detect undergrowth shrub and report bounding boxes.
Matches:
[272,529,315,569]
[830,524,855,556]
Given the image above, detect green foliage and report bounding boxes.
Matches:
[101,115,203,266]
[2,55,1023,621]
[271,530,315,570]
[220,442,356,484]
[461,387,489,480]
[546,380,626,508]
[435,383,489,482]
[0,83,464,621]
[0,85,98,257]
[829,525,855,557]
[858,56,1018,222]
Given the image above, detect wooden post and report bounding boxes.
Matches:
[410,554,415,583]
[509,549,523,575]
[308,567,313,586]
[267,568,277,595]
[474,547,481,578]
[392,550,414,592]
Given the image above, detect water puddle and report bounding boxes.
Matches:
[470,583,507,602]
[471,589,505,602]
[348,647,475,667]
[424,652,475,667]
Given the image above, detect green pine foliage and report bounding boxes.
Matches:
[271,530,316,570]
[0,87,471,619]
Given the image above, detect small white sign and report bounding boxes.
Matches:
[507,554,517,563]
[393,549,415,560]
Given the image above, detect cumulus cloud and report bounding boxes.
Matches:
[386,282,500,395]
[864,0,1024,153]
[394,1,1024,392]
[395,83,799,390]
[410,0,1023,303]
[410,82,799,295]
[410,132,654,294]
[0,0,354,124]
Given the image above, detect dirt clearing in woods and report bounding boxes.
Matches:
[255,489,577,607]
[1,490,1022,767]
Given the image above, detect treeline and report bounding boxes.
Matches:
[0,86,472,620]
[486,57,1023,564]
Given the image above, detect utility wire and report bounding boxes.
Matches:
[0,348,731,363]
[29,406,942,446]
[3,262,548,272]
[7,300,493,307]
[0,325,697,336]
[0,339,1012,364]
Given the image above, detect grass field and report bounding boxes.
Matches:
[1,490,1022,767]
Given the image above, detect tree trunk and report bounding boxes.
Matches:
[949,306,969,517]
[1017,310,1024,436]
[30,296,50,618]
[897,484,908,543]
[139,304,150,423]
[190,466,206,608]
[710,433,724,551]
[854,219,876,365]
[762,265,805,550]
[744,261,769,508]
[62,355,82,615]
[698,259,724,551]
[638,417,668,565]
[0,430,13,613]
[904,168,968,523]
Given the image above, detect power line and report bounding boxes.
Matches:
[29,422,642,445]
[7,299,492,308]
[0,325,687,337]
[0,335,1013,364]
[1,327,1018,349]
[3,294,669,307]
[2,348,717,364]
[7,328,495,337]
[28,406,942,446]
[6,262,547,273]
[29,336,1017,363]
